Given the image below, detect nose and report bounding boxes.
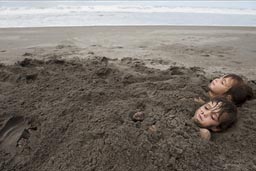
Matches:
[215,78,220,82]
[201,110,210,118]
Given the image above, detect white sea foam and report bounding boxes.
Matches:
[1,1,256,27]
[1,5,256,15]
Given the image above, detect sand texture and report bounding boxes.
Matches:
[0,26,256,171]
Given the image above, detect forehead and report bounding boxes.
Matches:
[204,101,223,112]
[224,74,241,81]
[224,75,234,80]
[222,76,237,86]
[205,100,221,107]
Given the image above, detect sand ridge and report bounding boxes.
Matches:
[0,26,256,79]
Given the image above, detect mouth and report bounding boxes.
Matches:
[197,112,202,121]
[208,81,214,88]
[211,80,216,86]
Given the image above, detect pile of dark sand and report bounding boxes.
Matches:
[0,56,255,171]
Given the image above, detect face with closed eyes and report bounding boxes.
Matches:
[193,101,226,131]
[208,75,236,96]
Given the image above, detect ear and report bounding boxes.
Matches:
[210,126,221,132]
[226,95,233,102]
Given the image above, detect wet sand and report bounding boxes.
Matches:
[1,26,256,79]
[0,26,256,171]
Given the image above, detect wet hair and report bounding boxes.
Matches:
[223,74,253,106]
[212,97,237,131]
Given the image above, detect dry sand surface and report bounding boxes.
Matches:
[0,26,256,171]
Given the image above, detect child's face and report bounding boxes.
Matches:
[193,101,224,131]
[208,76,236,95]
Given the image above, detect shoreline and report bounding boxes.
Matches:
[1,25,256,30]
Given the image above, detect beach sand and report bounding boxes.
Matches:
[0,26,256,170]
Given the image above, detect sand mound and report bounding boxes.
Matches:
[0,57,255,171]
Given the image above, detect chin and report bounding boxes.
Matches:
[192,115,197,122]
[193,115,207,128]
[192,116,203,127]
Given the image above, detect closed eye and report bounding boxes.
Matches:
[204,105,211,110]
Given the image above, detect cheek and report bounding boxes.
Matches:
[194,109,200,116]
[209,84,217,93]
[218,87,229,94]
[200,118,214,127]
[211,84,227,94]
[209,81,217,89]
[192,112,199,124]
[192,118,204,128]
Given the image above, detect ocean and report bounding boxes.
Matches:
[1,1,256,28]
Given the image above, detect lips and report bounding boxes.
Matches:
[208,81,214,89]
[211,80,216,86]
[197,112,203,121]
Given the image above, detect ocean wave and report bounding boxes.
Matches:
[1,5,256,15]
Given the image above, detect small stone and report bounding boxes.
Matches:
[132,112,145,122]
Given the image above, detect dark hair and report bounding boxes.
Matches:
[212,97,237,131]
[224,74,254,106]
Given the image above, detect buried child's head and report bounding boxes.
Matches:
[208,74,253,106]
[192,97,237,132]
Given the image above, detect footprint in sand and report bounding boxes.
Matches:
[0,115,32,154]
